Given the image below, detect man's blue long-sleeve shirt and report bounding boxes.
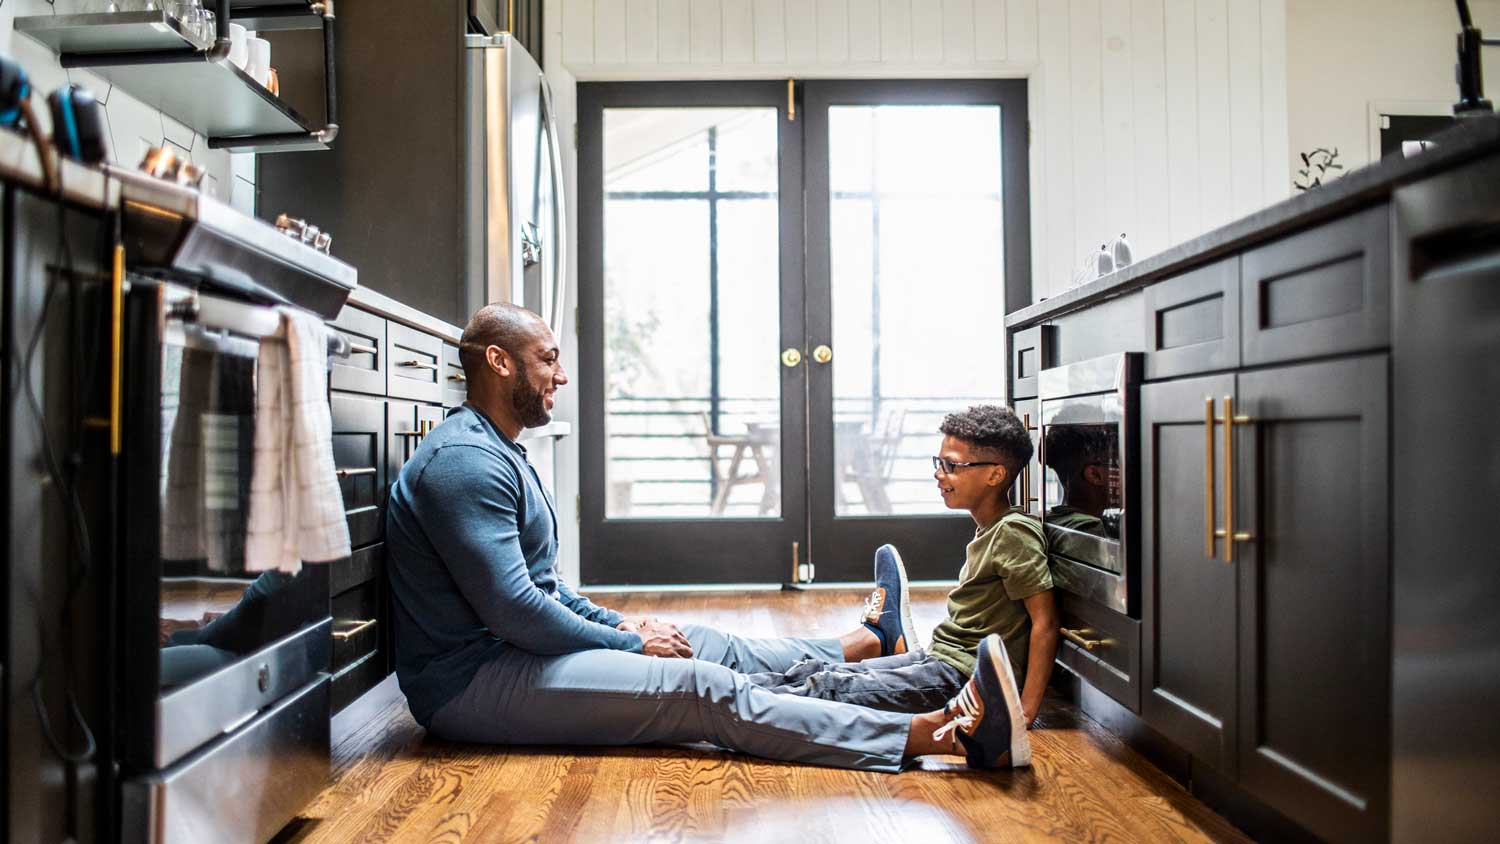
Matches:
[385,404,642,725]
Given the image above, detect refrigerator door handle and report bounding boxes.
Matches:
[541,73,568,340]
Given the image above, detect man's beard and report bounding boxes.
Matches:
[513,375,551,428]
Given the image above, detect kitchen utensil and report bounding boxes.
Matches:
[47,84,108,164]
[1109,233,1133,269]
[140,144,180,180]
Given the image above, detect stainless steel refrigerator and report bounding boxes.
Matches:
[464,33,567,338]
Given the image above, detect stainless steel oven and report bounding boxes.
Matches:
[1038,353,1141,616]
[117,280,334,844]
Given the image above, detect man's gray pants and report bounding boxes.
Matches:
[428,623,911,772]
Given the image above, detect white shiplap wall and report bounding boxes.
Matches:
[540,0,1289,582]
[549,0,1290,303]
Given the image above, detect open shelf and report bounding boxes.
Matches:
[16,7,332,153]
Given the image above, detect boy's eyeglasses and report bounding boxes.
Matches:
[932,456,1000,475]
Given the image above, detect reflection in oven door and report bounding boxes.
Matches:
[1038,353,1140,617]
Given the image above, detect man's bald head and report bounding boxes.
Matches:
[459,302,547,384]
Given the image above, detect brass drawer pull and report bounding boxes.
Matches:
[398,359,439,371]
[1221,396,1255,563]
[346,341,378,356]
[1061,627,1114,652]
[447,373,467,382]
[1019,412,1038,513]
[332,618,377,641]
[335,466,377,479]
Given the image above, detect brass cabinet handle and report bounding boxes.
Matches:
[812,344,833,365]
[1205,398,1223,557]
[1061,627,1114,652]
[399,359,439,371]
[1019,412,1038,513]
[781,348,803,367]
[1222,396,1255,563]
[346,341,378,356]
[109,244,124,455]
[335,466,377,478]
[447,373,467,382]
[332,618,376,641]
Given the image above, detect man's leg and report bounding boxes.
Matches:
[428,645,910,772]
[679,622,844,674]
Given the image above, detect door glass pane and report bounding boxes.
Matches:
[603,108,782,519]
[829,105,1006,516]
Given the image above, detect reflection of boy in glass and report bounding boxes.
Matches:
[1042,421,1118,539]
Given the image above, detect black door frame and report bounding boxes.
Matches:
[578,78,1030,586]
[577,81,807,585]
[803,79,1031,582]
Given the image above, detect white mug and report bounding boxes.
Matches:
[227,23,248,69]
[245,36,271,87]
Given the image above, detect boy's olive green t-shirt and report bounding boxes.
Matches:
[927,508,1052,680]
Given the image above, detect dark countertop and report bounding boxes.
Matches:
[1006,114,1500,329]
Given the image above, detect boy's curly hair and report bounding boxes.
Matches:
[938,405,1034,474]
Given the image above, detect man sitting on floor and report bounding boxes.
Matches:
[385,303,1030,772]
[747,405,1060,726]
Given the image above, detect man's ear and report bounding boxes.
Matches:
[486,344,512,377]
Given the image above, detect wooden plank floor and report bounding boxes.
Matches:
[275,589,1252,844]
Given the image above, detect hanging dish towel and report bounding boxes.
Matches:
[246,306,350,573]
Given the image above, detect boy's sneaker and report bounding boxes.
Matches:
[932,634,1031,769]
[860,544,918,656]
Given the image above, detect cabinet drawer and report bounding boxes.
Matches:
[330,393,385,549]
[332,581,380,673]
[331,542,382,596]
[331,650,387,714]
[329,307,387,396]
[442,343,467,407]
[386,322,445,403]
[1054,592,1140,713]
[1144,257,1240,379]
[1010,325,1054,400]
[1241,204,1390,366]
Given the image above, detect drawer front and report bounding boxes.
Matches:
[1010,325,1054,399]
[331,650,388,714]
[1144,257,1240,379]
[332,581,380,673]
[1054,592,1141,712]
[1241,204,1391,366]
[330,393,385,549]
[386,401,446,489]
[1010,398,1041,516]
[331,542,382,596]
[442,343,467,407]
[329,306,387,396]
[386,322,445,402]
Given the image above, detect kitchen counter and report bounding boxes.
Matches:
[1006,113,1500,329]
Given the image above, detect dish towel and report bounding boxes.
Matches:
[246,306,350,573]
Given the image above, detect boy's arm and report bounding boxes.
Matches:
[1020,589,1060,725]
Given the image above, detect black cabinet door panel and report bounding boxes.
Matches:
[386,322,445,403]
[1241,204,1390,366]
[1144,257,1240,380]
[1055,592,1141,712]
[329,307,388,396]
[330,393,386,548]
[1235,356,1389,844]
[1141,374,1238,774]
[442,343,467,408]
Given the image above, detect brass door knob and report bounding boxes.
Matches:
[781,348,803,367]
[812,344,833,364]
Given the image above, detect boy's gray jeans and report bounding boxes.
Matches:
[427,623,912,772]
[746,650,966,713]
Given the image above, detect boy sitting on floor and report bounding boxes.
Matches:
[749,404,1060,726]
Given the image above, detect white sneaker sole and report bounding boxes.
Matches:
[887,546,919,653]
[985,635,1032,767]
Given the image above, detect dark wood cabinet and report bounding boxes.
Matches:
[1234,356,1390,844]
[442,343,467,408]
[1011,398,1040,515]
[329,306,388,396]
[1143,258,1240,380]
[1140,373,1239,774]
[330,393,386,549]
[1055,592,1141,712]
[1240,204,1390,367]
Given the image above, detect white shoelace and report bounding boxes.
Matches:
[860,589,883,624]
[932,681,981,744]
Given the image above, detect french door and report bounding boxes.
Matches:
[578,79,1029,585]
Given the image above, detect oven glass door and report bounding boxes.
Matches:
[1040,393,1125,575]
[156,321,327,689]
